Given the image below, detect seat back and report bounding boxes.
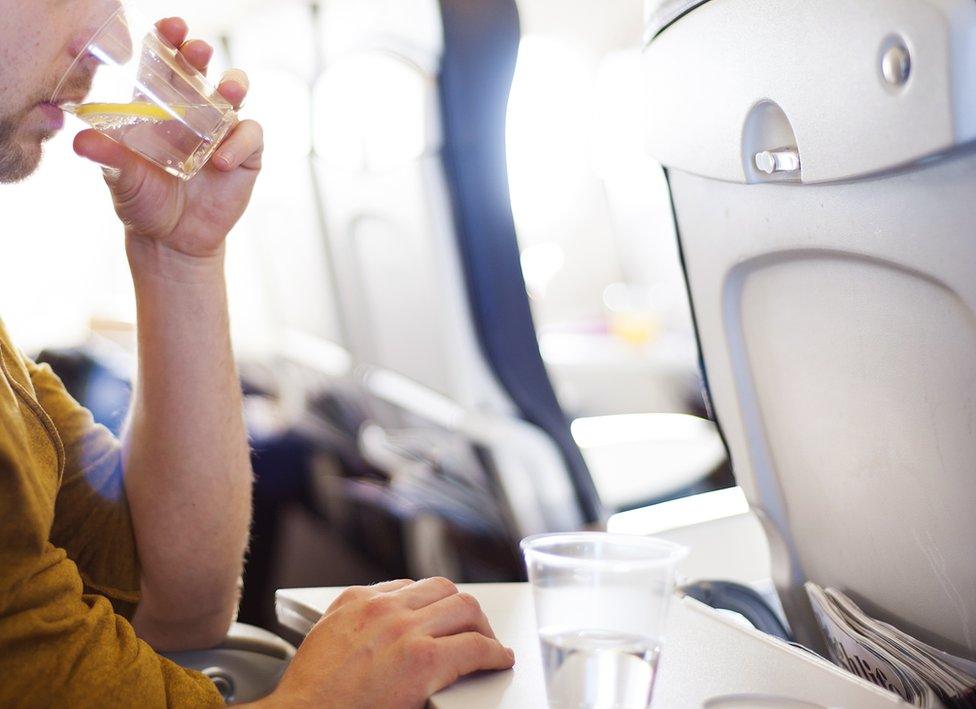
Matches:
[312,0,599,542]
[644,0,976,656]
[436,0,602,524]
[315,0,503,411]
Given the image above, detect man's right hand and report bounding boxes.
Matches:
[252,578,515,708]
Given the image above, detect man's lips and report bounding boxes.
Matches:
[37,102,65,131]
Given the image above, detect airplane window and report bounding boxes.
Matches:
[591,49,696,354]
[226,2,318,85]
[245,70,313,167]
[507,36,700,418]
[507,16,730,509]
[313,54,431,172]
[506,35,593,238]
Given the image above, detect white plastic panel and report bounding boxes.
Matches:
[642,0,976,183]
[352,215,444,388]
[668,150,976,657]
[732,252,976,649]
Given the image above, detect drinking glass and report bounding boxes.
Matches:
[52,2,236,180]
[522,532,688,709]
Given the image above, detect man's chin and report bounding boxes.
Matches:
[0,105,57,183]
[0,138,44,184]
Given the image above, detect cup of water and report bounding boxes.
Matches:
[522,532,687,709]
[51,1,236,180]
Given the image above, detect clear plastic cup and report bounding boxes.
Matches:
[51,2,236,180]
[521,532,688,709]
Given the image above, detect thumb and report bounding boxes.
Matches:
[73,129,147,192]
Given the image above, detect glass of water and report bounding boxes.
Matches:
[51,1,236,180]
[522,532,687,709]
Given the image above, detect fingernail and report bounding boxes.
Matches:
[220,70,249,90]
[506,647,515,659]
[215,153,232,168]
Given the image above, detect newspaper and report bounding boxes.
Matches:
[805,582,976,708]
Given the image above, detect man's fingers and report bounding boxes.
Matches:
[325,585,370,612]
[325,579,413,613]
[393,577,460,611]
[428,633,515,694]
[212,119,263,171]
[217,69,250,110]
[370,579,415,594]
[179,38,214,75]
[416,592,496,639]
[155,17,189,49]
[74,129,139,172]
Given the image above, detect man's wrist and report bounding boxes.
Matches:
[126,233,226,286]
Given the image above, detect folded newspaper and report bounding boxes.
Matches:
[805,582,976,708]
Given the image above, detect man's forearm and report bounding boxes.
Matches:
[122,238,252,650]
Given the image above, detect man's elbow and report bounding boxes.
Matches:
[133,595,238,652]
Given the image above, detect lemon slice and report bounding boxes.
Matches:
[73,102,187,121]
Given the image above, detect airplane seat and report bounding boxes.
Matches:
[311,0,596,577]
[438,0,731,514]
[644,0,976,657]
[435,0,603,523]
[163,622,295,704]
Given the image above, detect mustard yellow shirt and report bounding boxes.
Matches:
[0,320,222,707]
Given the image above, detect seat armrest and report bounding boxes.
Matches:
[163,623,295,704]
[218,622,296,660]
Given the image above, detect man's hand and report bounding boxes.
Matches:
[255,579,516,709]
[73,17,263,267]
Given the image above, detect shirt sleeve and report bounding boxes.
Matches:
[0,419,224,707]
[24,357,142,618]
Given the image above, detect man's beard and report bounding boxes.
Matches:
[0,106,43,184]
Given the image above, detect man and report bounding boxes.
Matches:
[0,2,514,706]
